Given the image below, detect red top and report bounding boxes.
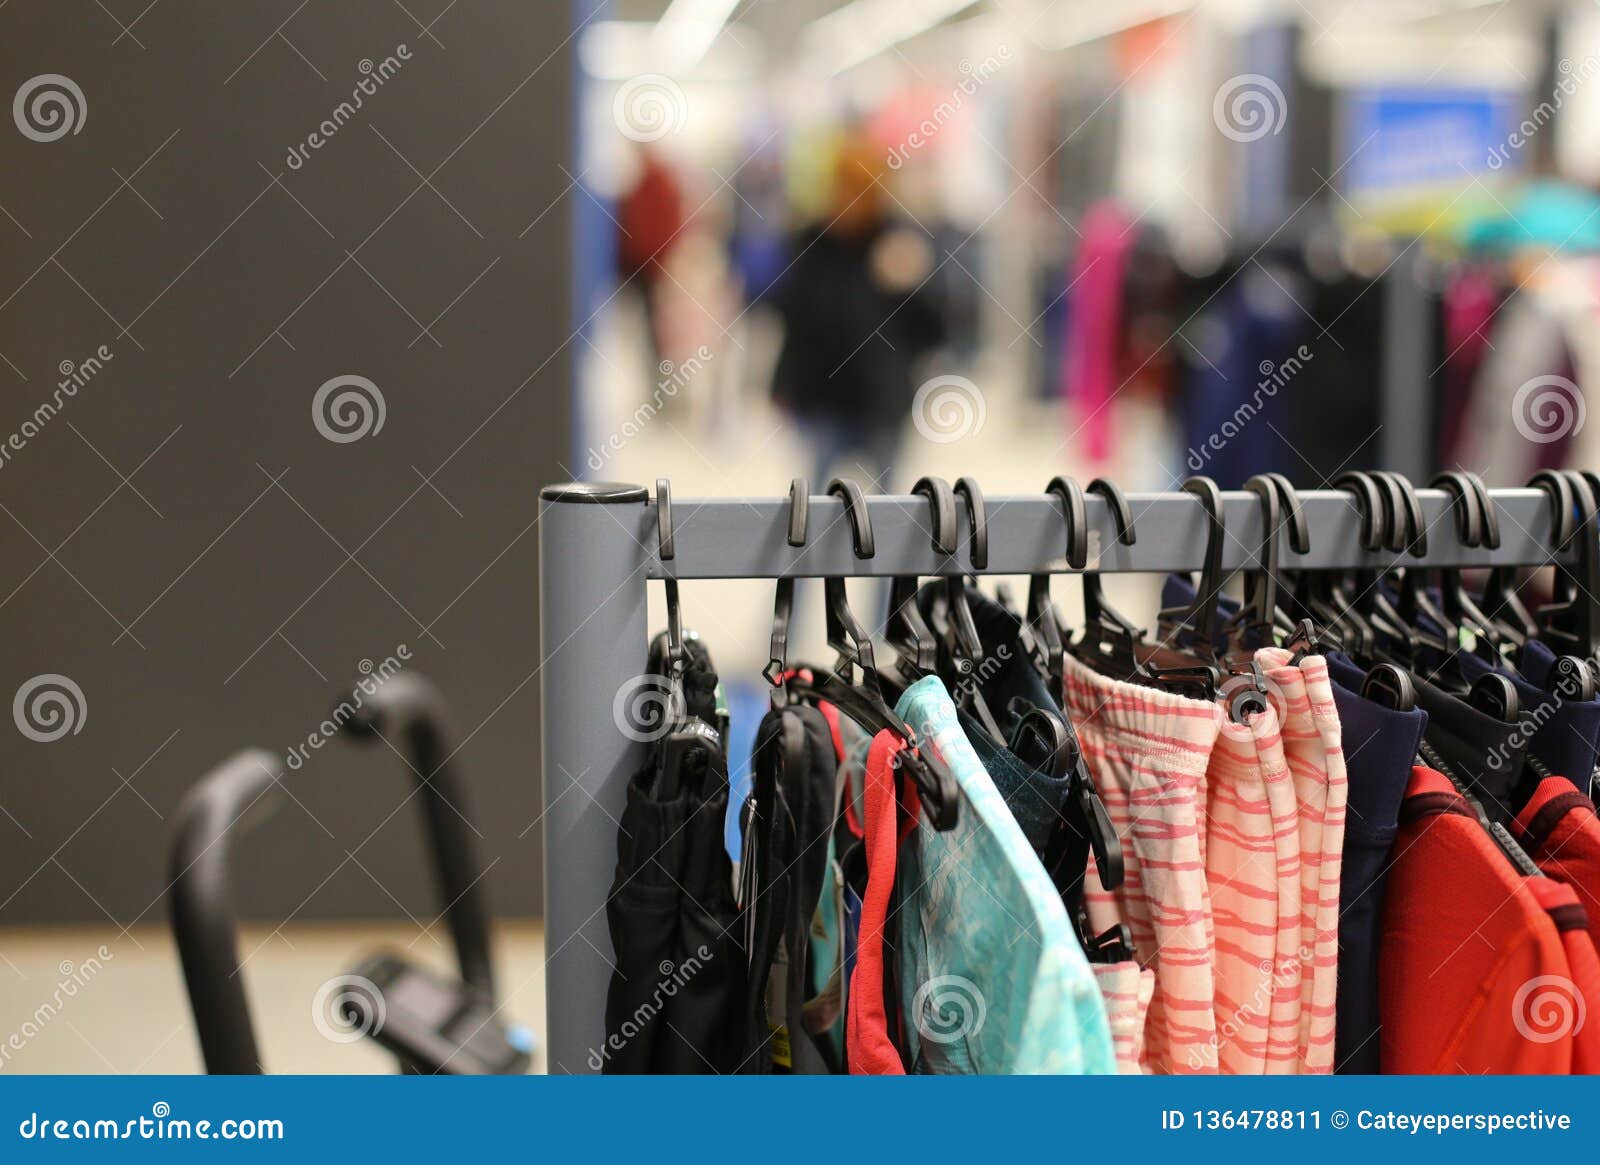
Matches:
[1515,775,1600,918]
[1381,767,1573,1074]
[846,730,918,1074]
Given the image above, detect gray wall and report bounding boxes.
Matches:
[0,2,574,923]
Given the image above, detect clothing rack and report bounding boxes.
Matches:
[535,480,1571,1073]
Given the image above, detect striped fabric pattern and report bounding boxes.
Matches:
[1093,960,1155,1073]
[1258,649,1348,1073]
[1204,699,1300,1073]
[1062,653,1224,1074]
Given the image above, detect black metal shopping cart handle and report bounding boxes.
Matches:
[338,670,496,1000]
[168,748,284,1074]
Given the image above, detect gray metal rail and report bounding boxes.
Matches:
[535,480,1569,1073]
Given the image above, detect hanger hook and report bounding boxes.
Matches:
[1429,471,1484,548]
[826,477,875,558]
[1453,470,1501,550]
[1259,472,1310,554]
[953,476,988,571]
[1240,475,1285,632]
[911,476,958,556]
[1530,469,1579,547]
[1046,475,1089,569]
[1334,470,1387,552]
[1376,471,1427,557]
[1086,477,1136,547]
[1165,476,1226,651]
[786,477,809,547]
[764,479,810,688]
[655,479,686,713]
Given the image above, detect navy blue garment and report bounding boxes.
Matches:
[1324,653,1426,1075]
[1514,639,1600,796]
[1176,264,1308,487]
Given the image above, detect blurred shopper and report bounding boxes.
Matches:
[617,145,687,370]
[771,132,944,488]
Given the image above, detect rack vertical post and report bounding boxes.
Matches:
[537,482,651,1073]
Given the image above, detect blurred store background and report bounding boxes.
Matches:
[572,0,1600,797]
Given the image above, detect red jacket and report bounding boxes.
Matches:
[1381,767,1574,1074]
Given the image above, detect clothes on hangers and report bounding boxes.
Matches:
[845,731,918,1075]
[1381,766,1575,1074]
[915,584,1080,887]
[1411,675,1527,827]
[740,702,843,1074]
[1256,648,1348,1075]
[600,643,746,1075]
[1061,651,1223,1073]
[1324,652,1427,1076]
[1203,690,1299,1074]
[891,675,1115,1074]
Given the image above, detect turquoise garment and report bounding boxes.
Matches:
[893,676,1116,1074]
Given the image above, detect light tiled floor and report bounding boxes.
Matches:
[0,921,546,1074]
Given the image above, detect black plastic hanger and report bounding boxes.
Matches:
[654,478,689,730]
[1225,474,1288,652]
[1345,470,1420,665]
[763,477,809,696]
[804,478,959,832]
[822,477,879,685]
[1295,471,1384,660]
[943,476,989,704]
[884,477,953,678]
[1151,476,1229,699]
[1481,471,1571,645]
[1069,478,1150,686]
[1027,476,1088,705]
[1537,469,1600,659]
[1429,470,1513,666]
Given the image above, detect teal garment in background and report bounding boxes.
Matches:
[893,676,1116,1074]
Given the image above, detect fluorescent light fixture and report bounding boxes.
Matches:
[803,0,982,76]
[651,0,742,74]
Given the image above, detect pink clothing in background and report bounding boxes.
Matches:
[1061,202,1134,466]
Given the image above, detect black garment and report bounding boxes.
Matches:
[912,584,1084,910]
[739,702,840,1074]
[1413,674,1527,827]
[601,645,744,1075]
[770,223,943,428]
